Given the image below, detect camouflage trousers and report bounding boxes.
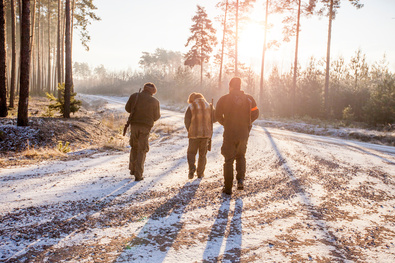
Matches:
[129,124,150,180]
[221,137,248,192]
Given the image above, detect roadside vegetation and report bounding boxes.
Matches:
[74,49,395,129]
[0,96,179,167]
[0,96,125,167]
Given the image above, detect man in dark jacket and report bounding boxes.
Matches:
[184,92,215,179]
[215,77,259,195]
[125,82,160,181]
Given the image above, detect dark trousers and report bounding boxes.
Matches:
[129,124,150,180]
[221,138,248,191]
[187,138,209,176]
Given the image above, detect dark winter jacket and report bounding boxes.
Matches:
[215,90,259,140]
[125,90,160,129]
[184,98,214,139]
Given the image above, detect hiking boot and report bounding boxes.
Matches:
[237,180,244,190]
[197,173,204,178]
[135,176,144,181]
[130,170,135,176]
[222,187,232,195]
[188,170,195,179]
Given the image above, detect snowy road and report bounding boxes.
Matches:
[1,95,394,262]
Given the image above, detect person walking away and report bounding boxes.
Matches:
[184,92,215,179]
[215,77,259,195]
[125,82,160,181]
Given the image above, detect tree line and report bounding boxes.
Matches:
[2,0,394,127]
[75,0,393,126]
[183,0,367,117]
[0,0,99,124]
[74,48,394,125]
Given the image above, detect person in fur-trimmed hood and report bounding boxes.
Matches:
[184,92,215,179]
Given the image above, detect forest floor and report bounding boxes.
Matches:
[0,96,128,168]
[0,95,395,262]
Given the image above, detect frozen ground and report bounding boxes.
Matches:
[1,95,394,262]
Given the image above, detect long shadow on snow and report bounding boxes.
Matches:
[10,139,191,262]
[202,196,231,262]
[4,179,138,262]
[202,197,243,262]
[223,198,243,262]
[263,127,351,261]
[6,123,216,261]
[116,179,202,263]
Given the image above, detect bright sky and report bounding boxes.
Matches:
[73,0,395,74]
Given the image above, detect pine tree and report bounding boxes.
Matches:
[215,0,255,77]
[307,0,364,117]
[218,0,228,90]
[64,0,71,118]
[292,0,301,117]
[365,73,395,125]
[47,83,81,115]
[30,0,37,92]
[47,0,51,94]
[73,0,100,51]
[9,0,17,108]
[272,0,303,117]
[0,0,7,117]
[17,0,31,126]
[235,0,239,75]
[57,0,61,98]
[184,5,217,88]
[259,0,269,109]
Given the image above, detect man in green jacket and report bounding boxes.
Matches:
[125,82,160,181]
[215,77,259,195]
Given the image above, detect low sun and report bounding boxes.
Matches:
[238,22,266,63]
[238,16,285,68]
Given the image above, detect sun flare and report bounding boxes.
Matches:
[238,18,284,68]
[239,22,266,63]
